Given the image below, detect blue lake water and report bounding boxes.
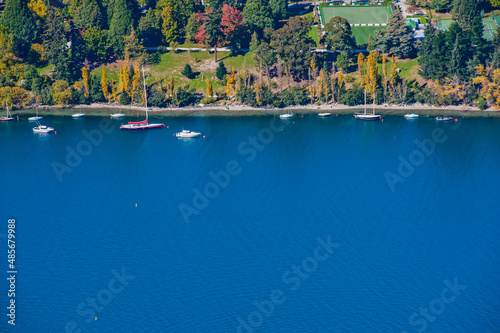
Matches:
[1,114,499,332]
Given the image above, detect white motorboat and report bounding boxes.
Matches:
[404,113,419,119]
[354,90,381,120]
[121,67,165,130]
[33,121,54,133]
[279,113,293,119]
[72,113,85,118]
[436,115,453,121]
[0,101,14,121]
[175,129,201,138]
[318,113,332,117]
[28,108,42,121]
[110,113,126,118]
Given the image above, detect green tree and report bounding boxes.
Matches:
[138,8,162,46]
[181,63,193,78]
[367,34,375,51]
[335,51,350,71]
[74,0,105,30]
[270,16,314,79]
[203,9,224,62]
[175,85,195,106]
[108,0,136,55]
[375,11,415,58]
[321,16,357,53]
[492,26,500,68]
[0,0,37,45]
[42,9,73,81]
[269,0,288,23]
[83,27,108,61]
[216,61,227,80]
[90,75,105,102]
[452,0,482,31]
[185,12,201,42]
[253,40,276,83]
[124,27,147,63]
[242,0,274,37]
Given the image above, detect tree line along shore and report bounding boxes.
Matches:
[0,0,500,112]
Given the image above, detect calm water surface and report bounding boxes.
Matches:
[1,114,499,332]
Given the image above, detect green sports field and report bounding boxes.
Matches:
[351,26,385,45]
[319,5,392,25]
[438,19,498,41]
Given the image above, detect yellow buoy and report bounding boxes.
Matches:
[95,317,97,320]
[135,203,137,207]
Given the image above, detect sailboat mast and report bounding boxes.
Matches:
[373,92,375,115]
[364,89,367,115]
[142,66,148,120]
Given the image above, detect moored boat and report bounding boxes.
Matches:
[404,113,419,119]
[355,90,381,121]
[175,129,201,138]
[72,113,85,118]
[318,113,332,117]
[110,113,126,118]
[120,66,165,130]
[436,115,453,121]
[0,101,14,121]
[28,108,43,121]
[32,120,54,133]
[279,113,293,119]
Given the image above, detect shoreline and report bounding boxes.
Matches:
[9,103,500,118]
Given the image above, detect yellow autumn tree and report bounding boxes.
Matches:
[310,58,317,80]
[28,0,47,17]
[101,65,108,101]
[472,65,500,109]
[110,79,117,102]
[357,53,365,73]
[131,65,141,102]
[364,52,379,97]
[226,67,236,97]
[206,79,213,98]
[81,67,89,97]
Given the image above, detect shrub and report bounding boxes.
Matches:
[236,87,256,106]
[477,97,487,110]
[157,46,169,54]
[120,92,130,105]
[149,52,161,64]
[175,85,196,106]
[148,90,166,107]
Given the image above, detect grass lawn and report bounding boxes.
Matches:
[83,51,257,95]
[397,58,419,81]
[309,26,320,47]
[351,26,385,45]
[36,64,54,76]
[320,5,392,25]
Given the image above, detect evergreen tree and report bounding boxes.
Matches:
[418,25,449,79]
[0,0,37,45]
[452,0,482,31]
[491,26,500,68]
[269,0,288,23]
[321,16,357,53]
[242,0,274,37]
[367,34,375,51]
[216,61,227,80]
[375,11,415,58]
[108,0,136,55]
[90,75,105,102]
[74,0,105,30]
[181,63,193,78]
[42,9,73,81]
[137,8,162,46]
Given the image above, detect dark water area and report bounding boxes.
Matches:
[1,115,499,332]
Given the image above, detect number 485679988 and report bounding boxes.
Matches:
[7,219,15,270]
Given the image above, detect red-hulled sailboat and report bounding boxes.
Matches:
[120,66,165,130]
[0,101,14,121]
